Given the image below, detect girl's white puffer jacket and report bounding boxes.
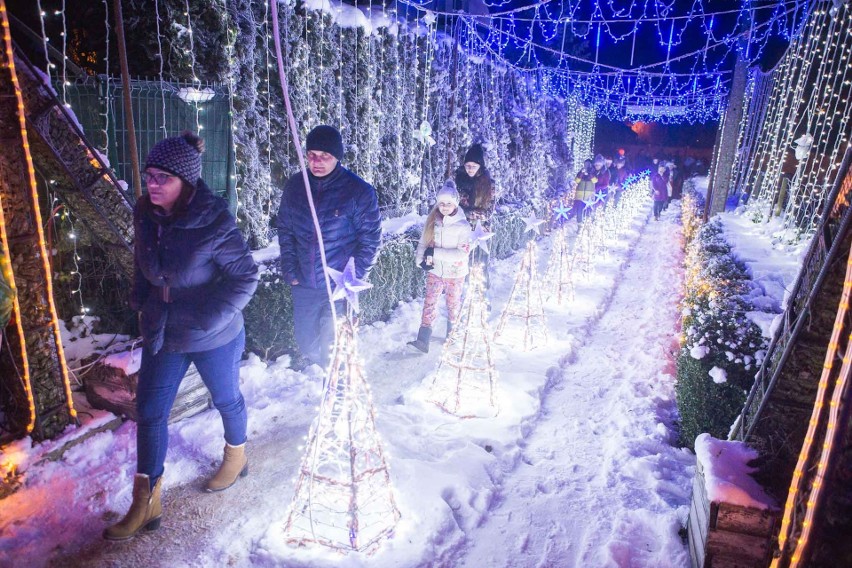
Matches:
[415,206,472,279]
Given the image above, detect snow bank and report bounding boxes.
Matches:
[720,211,807,319]
[694,434,776,510]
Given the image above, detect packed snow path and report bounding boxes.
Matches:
[455,208,694,567]
[1,203,695,567]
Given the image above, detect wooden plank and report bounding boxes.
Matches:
[85,361,211,424]
[707,552,766,568]
[35,415,124,464]
[695,459,712,519]
[689,496,707,568]
[707,529,770,564]
[715,502,777,536]
[691,479,709,548]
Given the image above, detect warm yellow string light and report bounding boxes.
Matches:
[770,247,852,567]
[0,0,37,434]
[0,0,76,426]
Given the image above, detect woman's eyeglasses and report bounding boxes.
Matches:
[144,171,175,185]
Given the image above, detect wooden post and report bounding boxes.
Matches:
[113,0,143,199]
[706,55,748,219]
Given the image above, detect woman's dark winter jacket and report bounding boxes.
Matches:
[276,164,382,288]
[454,166,495,227]
[650,172,669,201]
[131,180,259,355]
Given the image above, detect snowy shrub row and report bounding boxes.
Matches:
[676,218,767,448]
[243,210,528,360]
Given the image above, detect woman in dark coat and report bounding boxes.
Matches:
[104,132,258,541]
[651,162,669,220]
[455,143,495,288]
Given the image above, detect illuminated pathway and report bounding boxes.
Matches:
[454,205,694,567]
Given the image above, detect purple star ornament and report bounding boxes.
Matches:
[326,257,373,313]
[523,213,545,235]
[470,221,495,254]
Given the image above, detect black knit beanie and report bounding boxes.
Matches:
[145,131,204,187]
[463,143,485,168]
[306,125,344,160]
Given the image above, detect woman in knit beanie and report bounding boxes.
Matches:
[104,132,259,541]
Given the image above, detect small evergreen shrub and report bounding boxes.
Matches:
[676,218,767,448]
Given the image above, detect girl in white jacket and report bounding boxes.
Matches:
[408,181,471,353]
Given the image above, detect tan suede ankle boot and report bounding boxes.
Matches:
[205,443,248,492]
[103,474,163,541]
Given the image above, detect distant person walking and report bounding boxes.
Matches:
[650,162,669,220]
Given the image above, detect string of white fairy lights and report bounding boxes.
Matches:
[154,0,167,133]
[182,0,201,133]
[729,2,852,238]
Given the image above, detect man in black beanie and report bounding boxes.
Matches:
[275,125,381,368]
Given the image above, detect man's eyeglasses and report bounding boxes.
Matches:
[143,171,175,185]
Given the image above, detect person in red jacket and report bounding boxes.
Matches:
[650,162,669,220]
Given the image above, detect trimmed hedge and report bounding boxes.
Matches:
[244,210,529,360]
[676,213,767,448]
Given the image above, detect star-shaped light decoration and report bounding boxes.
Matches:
[552,203,572,222]
[413,120,436,147]
[326,257,373,313]
[470,221,494,254]
[594,190,607,204]
[522,213,545,235]
[583,198,596,211]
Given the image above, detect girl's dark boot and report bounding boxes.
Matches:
[407,326,432,353]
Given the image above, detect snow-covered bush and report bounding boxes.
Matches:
[676,219,766,447]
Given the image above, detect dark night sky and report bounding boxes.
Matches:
[6,0,798,144]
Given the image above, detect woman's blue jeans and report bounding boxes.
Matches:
[136,328,247,483]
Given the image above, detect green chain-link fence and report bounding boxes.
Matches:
[62,76,235,207]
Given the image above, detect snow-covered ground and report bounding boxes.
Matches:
[1,185,803,567]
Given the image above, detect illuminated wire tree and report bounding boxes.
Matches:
[427,264,498,418]
[543,225,575,304]
[283,259,400,554]
[495,215,548,349]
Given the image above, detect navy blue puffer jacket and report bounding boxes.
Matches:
[276,165,382,288]
[131,180,259,355]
